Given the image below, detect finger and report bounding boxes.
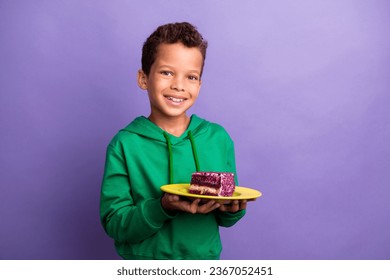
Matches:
[189,199,201,214]
[218,201,234,212]
[192,198,201,206]
[166,194,178,202]
[218,204,227,212]
[220,200,232,205]
[229,200,240,213]
[206,200,220,210]
[198,201,220,214]
[208,200,221,211]
[161,194,183,213]
[240,200,247,210]
[203,199,217,207]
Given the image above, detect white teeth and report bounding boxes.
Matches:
[167,97,184,102]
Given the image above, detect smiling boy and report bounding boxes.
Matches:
[100,22,246,260]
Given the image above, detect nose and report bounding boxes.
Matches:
[170,76,185,92]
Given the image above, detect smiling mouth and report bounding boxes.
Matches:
[166,96,187,103]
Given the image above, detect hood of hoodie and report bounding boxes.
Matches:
[120,114,209,144]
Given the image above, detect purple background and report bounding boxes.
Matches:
[1,0,389,260]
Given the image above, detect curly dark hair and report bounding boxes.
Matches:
[141,22,208,77]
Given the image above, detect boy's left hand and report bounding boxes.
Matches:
[218,200,247,213]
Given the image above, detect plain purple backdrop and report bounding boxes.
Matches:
[1,0,389,260]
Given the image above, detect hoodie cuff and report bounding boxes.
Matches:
[143,198,178,228]
[216,209,246,227]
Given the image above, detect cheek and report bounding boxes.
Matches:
[147,76,168,90]
[193,91,200,100]
[147,84,166,99]
[190,84,201,98]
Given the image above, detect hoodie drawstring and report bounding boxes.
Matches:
[163,131,201,184]
[163,132,174,184]
[188,131,201,172]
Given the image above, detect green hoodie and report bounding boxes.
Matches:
[100,114,245,259]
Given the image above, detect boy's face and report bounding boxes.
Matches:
[138,43,203,120]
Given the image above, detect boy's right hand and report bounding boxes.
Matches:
[161,193,220,214]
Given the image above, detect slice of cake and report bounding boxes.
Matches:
[189,172,235,197]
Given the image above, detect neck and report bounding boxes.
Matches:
[148,114,191,137]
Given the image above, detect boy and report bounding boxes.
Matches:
[100,22,247,260]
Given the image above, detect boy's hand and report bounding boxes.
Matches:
[218,200,247,213]
[161,193,220,214]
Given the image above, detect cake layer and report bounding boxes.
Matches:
[189,172,235,197]
[187,185,219,196]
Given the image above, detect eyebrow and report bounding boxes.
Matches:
[157,65,201,74]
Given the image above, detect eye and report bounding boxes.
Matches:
[160,70,173,76]
[188,75,199,81]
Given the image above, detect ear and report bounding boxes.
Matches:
[137,70,148,90]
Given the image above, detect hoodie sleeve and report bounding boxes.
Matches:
[100,144,176,244]
[215,134,246,227]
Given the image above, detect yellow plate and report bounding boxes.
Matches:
[160,184,262,201]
